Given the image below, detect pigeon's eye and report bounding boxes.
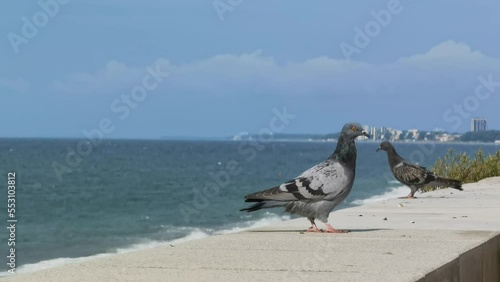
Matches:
[351,126,357,131]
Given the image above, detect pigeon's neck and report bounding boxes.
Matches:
[329,135,357,167]
[386,147,403,167]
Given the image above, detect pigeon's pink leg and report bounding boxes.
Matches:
[305,226,322,233]
[305,218,322,233]
[323,224,349,233]
[399,192,417,199]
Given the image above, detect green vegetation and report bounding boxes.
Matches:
[460,130,500,143]
[423,148,500,192]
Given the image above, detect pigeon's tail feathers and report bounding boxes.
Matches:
[430,176,463,191]
[240,200,286,212]
[244,186,298,202]
[240,186,294,212]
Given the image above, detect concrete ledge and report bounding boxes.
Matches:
[4,177,500,282]
[424,234,500,282]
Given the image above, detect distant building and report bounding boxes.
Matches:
[393,130,403,141]
[408,129,419,140]
[436,133,461,142]
[471,118,487,132]
[370,127,377,141]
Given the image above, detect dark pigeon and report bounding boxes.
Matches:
[377,141,463,199]
[241,122,369,233]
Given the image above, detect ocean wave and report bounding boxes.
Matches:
[216,213,291,235]
[0,254,113,277]
[0,213,289,277]
[351,186,408,205]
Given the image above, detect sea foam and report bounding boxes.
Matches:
[351,186,409,205]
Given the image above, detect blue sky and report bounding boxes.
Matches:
[1,0,500,138]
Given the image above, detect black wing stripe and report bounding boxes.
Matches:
[281,178,326,199]
[299,178,326,196]
[283,181,307,200]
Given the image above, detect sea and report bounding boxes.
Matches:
[0,138,498,275]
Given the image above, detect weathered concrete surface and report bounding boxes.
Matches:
[4,177,500,282]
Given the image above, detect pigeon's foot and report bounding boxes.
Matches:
[324,224,349,234]
[398,195,417,199]
[305,226,323,233]
[306,218,323,233]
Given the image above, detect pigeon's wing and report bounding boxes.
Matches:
[392,161,430,185]
[244,161,351,202]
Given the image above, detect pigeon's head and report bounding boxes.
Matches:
[377,141,393,152]
[341,122,370,140]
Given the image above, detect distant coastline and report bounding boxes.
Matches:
[227,130,500,144]
[225,138,500,145]
[0,135,498,144]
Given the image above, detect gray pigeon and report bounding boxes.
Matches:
[377,141,463,198]
[241,122,369,233]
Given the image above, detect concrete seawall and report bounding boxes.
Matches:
[4,177,500,282]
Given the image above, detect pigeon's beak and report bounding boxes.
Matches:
[362,131,370,138]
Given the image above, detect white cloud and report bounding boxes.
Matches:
[397,40,499,69]
[48,40,500,97]
[405,40,483,60]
